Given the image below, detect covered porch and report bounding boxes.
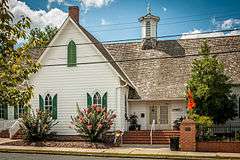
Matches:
[127,99,186,131]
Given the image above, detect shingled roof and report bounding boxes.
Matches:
[104,35,240,100]
[30,29,240,100]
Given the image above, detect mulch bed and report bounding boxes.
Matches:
[0,140,111,149]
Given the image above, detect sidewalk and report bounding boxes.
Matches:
[0,144,240,159]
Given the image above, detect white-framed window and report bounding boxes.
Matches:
[45,94,52,111]
[146,21,151,37]
[19,105,24,116]
[160,106,168,124]
[14,105,25,119]
[150,106,157,124]
[93,92,101,107]
[0,104,5,119]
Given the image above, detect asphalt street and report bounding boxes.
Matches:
[0,152,163,160]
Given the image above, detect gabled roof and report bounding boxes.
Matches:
[105,35,240,100]
[76,22,134,87]
[31,17,134,88]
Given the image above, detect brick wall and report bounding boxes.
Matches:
[197,141,240,153]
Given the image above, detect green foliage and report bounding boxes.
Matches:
[187,41,237,124]
[19,108,58,142]
[27,25,58,48]
[128,114,140,131]
[188,111,213,127]
[173,116,185,130]
[71,104,117,142]
[0,0,40,106]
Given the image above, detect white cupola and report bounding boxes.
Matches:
[139,2,160,49]
[138,4,160,39]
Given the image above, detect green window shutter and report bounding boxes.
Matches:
[102,92,107,108]
[52,94,57,119]
[39,95,44,111]
[14,106,18,119]
[67,40,77,67]
[4,105,8,120]
[87,93,92,107]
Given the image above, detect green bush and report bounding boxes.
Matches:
[19,108,58,142]
[71,104,117,142]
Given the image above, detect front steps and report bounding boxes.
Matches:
[123,130,180,144]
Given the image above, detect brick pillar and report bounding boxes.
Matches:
[180,119,196,151]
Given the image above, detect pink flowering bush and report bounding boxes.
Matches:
[71,104,116,142]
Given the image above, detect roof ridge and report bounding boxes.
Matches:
[104,34,240,45]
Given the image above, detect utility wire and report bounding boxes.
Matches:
[90,14,240,33]
[84,10,240,29]
[42,50,240,67]
[45,42,240,61]
[53,13,240,35]
[30,28,240,49]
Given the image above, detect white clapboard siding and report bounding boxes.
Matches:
[29,18,125,135]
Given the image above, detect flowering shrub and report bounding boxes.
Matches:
[19,108,58,142]
[71,104,116,142]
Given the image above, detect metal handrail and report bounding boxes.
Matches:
[150,119,156,145]
[9,119,22,139]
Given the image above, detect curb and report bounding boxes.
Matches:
[0,147,240,160]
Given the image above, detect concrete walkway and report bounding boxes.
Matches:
[0,138,18,144]
[0,139,240,159]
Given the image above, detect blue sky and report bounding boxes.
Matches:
[12,0,240,41]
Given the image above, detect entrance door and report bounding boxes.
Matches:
[159,106,169,130]
[149,106,158,125]
[149,105,169,130]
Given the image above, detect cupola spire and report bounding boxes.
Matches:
[147,0,152,14]
[138,1,160,50]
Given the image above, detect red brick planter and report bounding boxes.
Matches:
[197,141,240,153]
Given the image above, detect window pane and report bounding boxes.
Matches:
[93,92,101,106]
[150,106,157,124]
[146,21,151,37]
[45,94,52,111]
[160,106,168,124]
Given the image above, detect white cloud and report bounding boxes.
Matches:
[180,29,224,39]
[162,7,167,12]
[81,0,113,8]
[221,18,240,29]
[47,0,113,10]
[180,28,240,39]
[9,0,67,28]
[100,18,109,25]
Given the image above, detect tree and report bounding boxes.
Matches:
[27,25,58,48]
[0,0,40,107]
[187,41,237,124]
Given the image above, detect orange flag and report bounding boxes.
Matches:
[187,90,196,110]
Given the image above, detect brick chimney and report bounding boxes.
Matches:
[69,6,79,24]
